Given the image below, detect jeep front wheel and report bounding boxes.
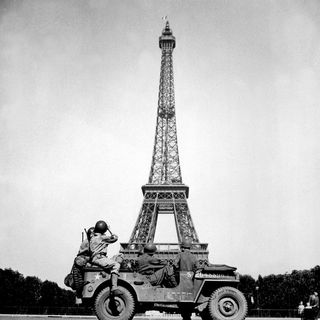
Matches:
[94,286,135,320]
[208,286,247,320]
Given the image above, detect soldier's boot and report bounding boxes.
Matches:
[110,273,118,292]
[75,288,83,304]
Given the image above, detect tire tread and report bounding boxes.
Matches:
[208,286,248,320]
[94,286,136,320]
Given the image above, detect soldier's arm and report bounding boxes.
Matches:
[101,234,118,243]
[173,253,181,269]
[193,257,201,272]
[77,239,89,255]
[149,257,166,266]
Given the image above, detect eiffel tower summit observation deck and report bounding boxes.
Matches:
[120,21,209,267]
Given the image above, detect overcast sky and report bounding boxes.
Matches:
[1,0,320,288]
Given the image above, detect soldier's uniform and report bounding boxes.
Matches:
[174,240,199,272]
[175,240,199,320]
[137,244,177,287]
[90,220,121,292]
[73,227,94,303]
[75,238,91,267]
[90,232,120,274]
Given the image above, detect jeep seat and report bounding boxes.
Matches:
[202,264,237,272]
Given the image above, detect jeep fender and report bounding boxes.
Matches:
[82,272,137,302]
[194,279,239,303]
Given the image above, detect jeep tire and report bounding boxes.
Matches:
[208,286,247,320]
[94,286,135,320]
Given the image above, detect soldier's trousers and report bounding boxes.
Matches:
[92,255,120,275]
[72,264,86,298]
[148,265,177,287]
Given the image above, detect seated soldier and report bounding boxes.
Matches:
[73,226,95,304]
[90,220,120,292]
[137,243,177,287]
[75,227,95,267]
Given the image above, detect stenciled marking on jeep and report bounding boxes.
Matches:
[195,273,236,279]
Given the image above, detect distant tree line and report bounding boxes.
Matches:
[1,266,320,315]
[239,265,320,311]
[0,268,80,314]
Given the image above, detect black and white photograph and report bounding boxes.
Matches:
[1,0,320,319]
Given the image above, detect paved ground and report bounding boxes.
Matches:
[0,317,96,320]
[0,316,299,320]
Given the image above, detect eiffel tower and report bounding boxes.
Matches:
[120,21,209,266]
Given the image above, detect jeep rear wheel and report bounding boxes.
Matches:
[94,286,135,320]
[208,287,247,320]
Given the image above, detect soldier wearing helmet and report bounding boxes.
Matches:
[90,220,120,292]
[72,226,95,304]
[137,243,161,274]
[174,239,199,272]
[175,239,200,320]
[94,220,109,234]
[137,243,177,287]
[77,227,95,257]
[143,243,157,254]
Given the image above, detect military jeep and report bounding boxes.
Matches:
[82,243,247,320]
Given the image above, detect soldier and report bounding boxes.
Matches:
[75,227,95,266]
[90,220,120,292]
[137,243,177,287]
[73,227,94,304]
[175,239,199,320]
[174,239,199,272]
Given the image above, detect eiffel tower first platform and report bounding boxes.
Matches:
[120,21,209,268]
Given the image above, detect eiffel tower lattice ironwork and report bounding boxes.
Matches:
[120,22,208,265]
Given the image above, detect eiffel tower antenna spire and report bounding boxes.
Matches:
[120,22,208,266]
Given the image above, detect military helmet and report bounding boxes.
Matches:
[144,243,157,254]
[94,220,108,234]
[181,239,192,249]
